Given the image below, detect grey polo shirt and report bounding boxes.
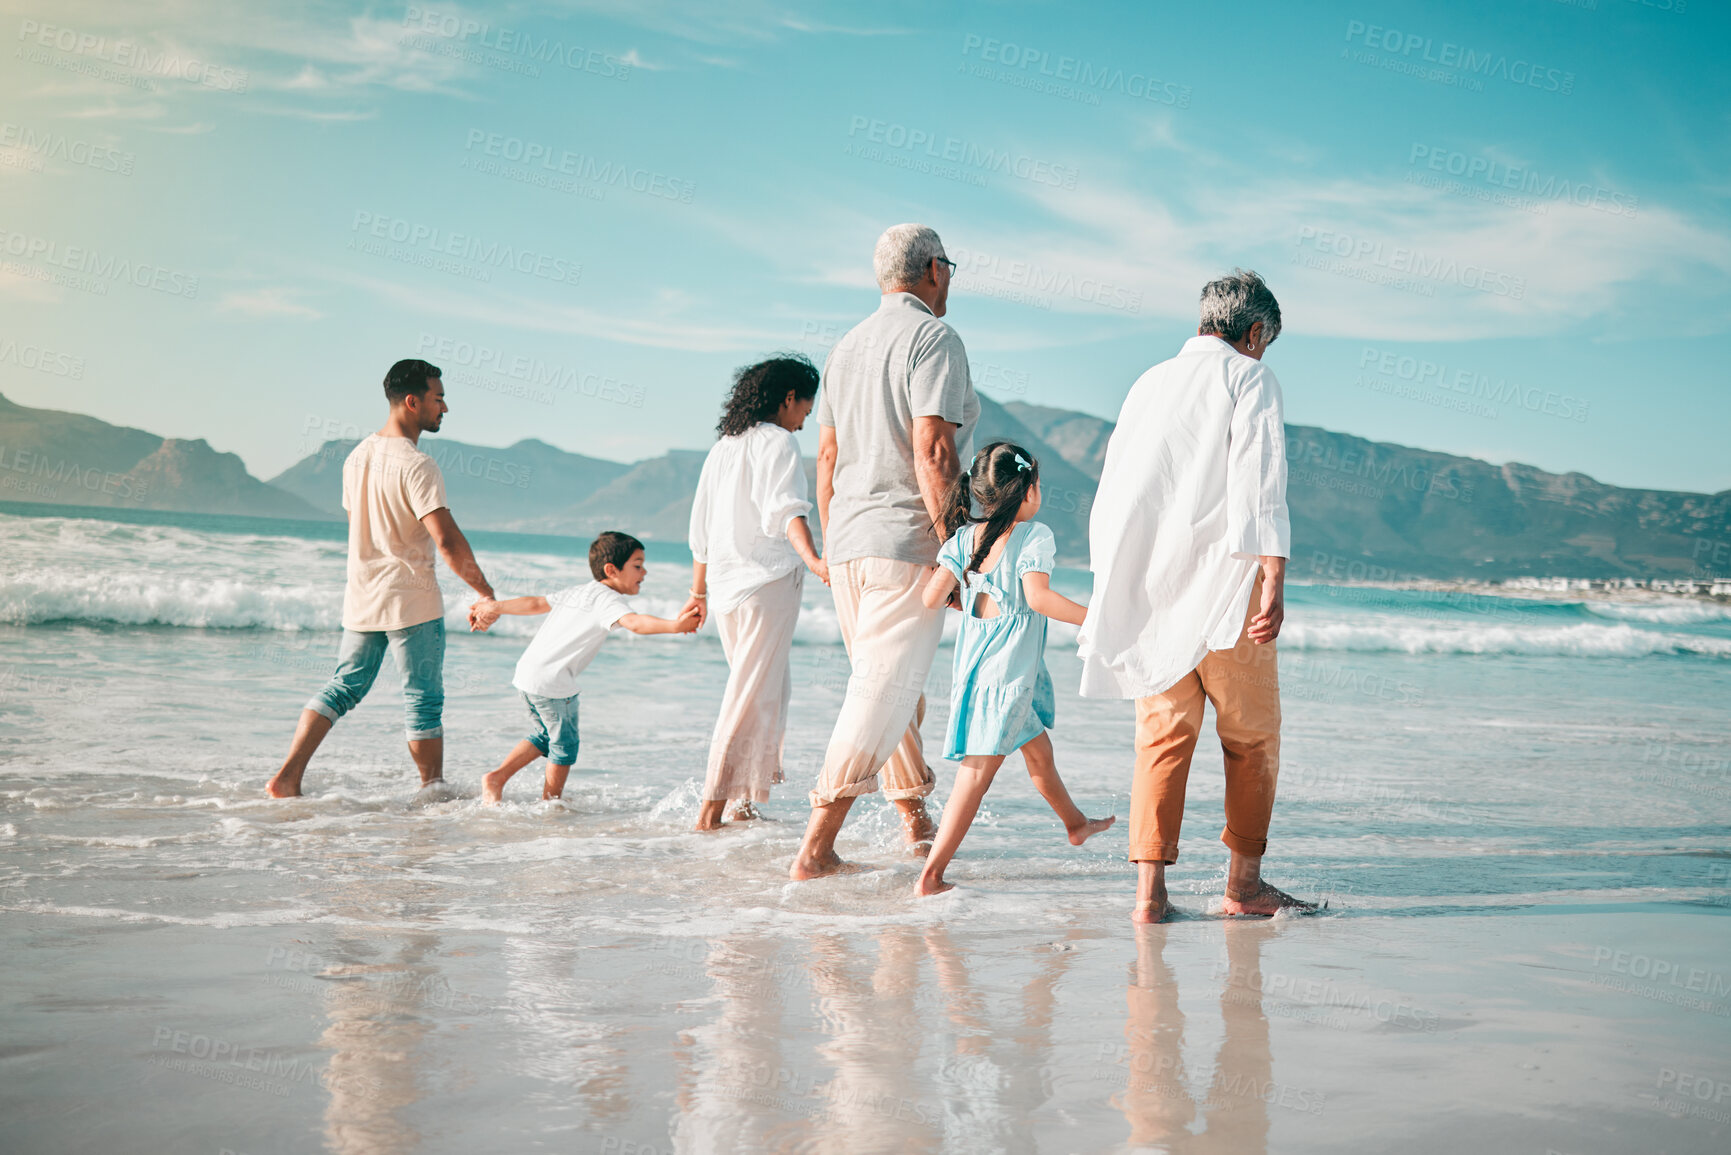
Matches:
[816,292,980,566]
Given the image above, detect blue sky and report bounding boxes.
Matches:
[1,0,1727,492]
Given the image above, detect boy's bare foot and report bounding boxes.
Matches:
[1222,880,1317,917]
[1131,898,1170,924]
[1067,814,1116,846]
[480,770,510,806]
[695,800,727,831]
[913,874,954,897]
[788,850,864,880]
[728,801,762,821]
[265,772,302,799]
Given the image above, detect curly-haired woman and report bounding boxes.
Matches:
[685,355,829,831]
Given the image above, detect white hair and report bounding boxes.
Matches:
[873,223,947,291]
[1198,268,1282,344]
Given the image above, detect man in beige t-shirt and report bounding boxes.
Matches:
[267,359,496,799]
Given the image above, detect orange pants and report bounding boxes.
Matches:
[1130,580,1280,864]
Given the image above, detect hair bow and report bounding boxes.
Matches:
[1012,452,1032,473]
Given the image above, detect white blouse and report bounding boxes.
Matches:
[1078,336,1291,699]
[688,422,813,615]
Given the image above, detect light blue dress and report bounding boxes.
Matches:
[938,521,1059,758]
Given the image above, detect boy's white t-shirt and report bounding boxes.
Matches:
[511,582,634,699]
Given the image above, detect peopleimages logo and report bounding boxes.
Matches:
[1408,145,1637,218]
[1344,20,1575,94]
[1296,227,1526,299]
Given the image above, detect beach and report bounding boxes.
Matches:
[3,506,1729,1153]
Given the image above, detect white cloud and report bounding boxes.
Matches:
[216,288,323,319]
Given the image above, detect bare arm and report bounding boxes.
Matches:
[422,508,494,600]
[788,516,829,585]
[816,425,837,540]
[912,416,961,543]
[467,594,549,632]
[1248,555,1286,644]
[1022,572,1087,626]
[922,564,960,611]
[683,561,708,629]
[618,606,702,636]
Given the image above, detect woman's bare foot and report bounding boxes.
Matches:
[894,798,936,848]
[728,801,762,821]
[695,800,727,831]
[1222,880,1317,917]
[1067,814,1116,846]
[480,770,510,805]
[913,873,954,897]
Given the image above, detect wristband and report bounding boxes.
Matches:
[688,589,707,599]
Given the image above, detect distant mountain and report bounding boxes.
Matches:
[0,393,327,519]
[268,436,629,524]
[1014,398,1731,580]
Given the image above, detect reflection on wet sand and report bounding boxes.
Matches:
[1114,920,1275,1155]
[673,934,797,1153]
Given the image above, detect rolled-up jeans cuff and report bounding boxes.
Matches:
[1130,843,1180,865]
[1220,825,1267,858]
[304,698,341,723]
[406,725,444,741]
[809,776,879,807]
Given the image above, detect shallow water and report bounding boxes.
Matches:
[2,509,1728,1153]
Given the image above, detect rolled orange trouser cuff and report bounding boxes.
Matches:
[1219,825,1268,858]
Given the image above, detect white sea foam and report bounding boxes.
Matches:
[1281,618,1731,658]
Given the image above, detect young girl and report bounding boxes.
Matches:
[685,355,829,832]
[914,441,1115,896]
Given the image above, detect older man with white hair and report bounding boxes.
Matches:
[790,223,979,880]
[1080,269,1316,922]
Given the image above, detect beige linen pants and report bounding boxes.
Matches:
[703,570,803,802]
[810,557,944,806]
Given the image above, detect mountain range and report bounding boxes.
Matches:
[3,390,1727,580]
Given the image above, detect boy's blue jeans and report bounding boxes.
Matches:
[305,618,445,740]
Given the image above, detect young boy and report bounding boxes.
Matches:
[470,531,700,804]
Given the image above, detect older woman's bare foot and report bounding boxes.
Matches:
[1222,880,1317,916]
[695,800,727,831]
[895,798,936,848]
[1067,814,1116,846]
[727,801,762,821]
[789,850,866,880]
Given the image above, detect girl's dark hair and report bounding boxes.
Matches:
[939,441,1040,576]
[718,354,820,437]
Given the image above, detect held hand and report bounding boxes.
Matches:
[808,557,830,587]
[674,602,704,634]
[680,595,707,630]
[1248,579,1284,645]
[469,599,500,632]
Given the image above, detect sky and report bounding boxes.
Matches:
[1,0,1728,493]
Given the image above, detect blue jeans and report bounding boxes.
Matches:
[522,691,580,765]
[306,618,445,740]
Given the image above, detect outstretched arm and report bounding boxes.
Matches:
[1022,572,1087,626]
[617,605,702,636]
[468,595,550,631]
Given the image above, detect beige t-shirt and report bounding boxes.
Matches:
[340,434,449,632]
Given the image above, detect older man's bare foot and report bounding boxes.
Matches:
[1131,899,1169,924]
[265,772,302,799]
[694,800,727,831]
[895,798,936,849]
[789,850,864,880]
[1067,814,1116,846]
[913,872,954,897]
[1222,879,1317,916]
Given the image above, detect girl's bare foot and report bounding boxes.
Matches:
[695,800,727,831]
[914,873,954,897]
[1222,880,1317,916]
[1067,814,1116,846]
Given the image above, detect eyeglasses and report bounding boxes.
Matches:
[934,256,957,274]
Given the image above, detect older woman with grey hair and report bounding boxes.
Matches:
[1078,269,1316,922]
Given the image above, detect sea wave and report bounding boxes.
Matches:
[1281,619,1731,658]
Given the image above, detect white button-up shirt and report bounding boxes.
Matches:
[688,421,814,615]
[1078,335,1290,699]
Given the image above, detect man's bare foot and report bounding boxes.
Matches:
[1222,879,1317,916]
[1131,899,1170,924]
[913,873,954,897]
[694,799,726,831]
[1067,814,1116,846]
[411,779,457,807]
[789,850,863,880]
[727,801,762,821]
[894,798,936,847]
[480,771,509,806]
[265,772,302,799]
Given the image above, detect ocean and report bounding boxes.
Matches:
[3,505,1728,1154]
